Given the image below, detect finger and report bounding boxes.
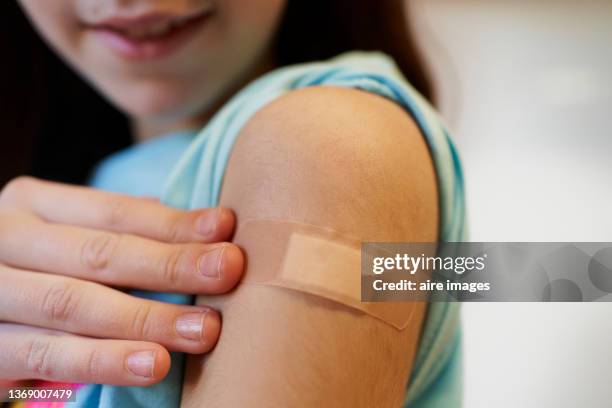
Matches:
[0,176,234,243]
[0,380,23,400]
[0,212,244,295]
[0,323,170,385]
[0,267,222,354]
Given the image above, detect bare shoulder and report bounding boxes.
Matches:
[221,85,439,241]
[183,87,437,407]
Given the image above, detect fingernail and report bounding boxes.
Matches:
[196,208,220,239]
[175,311,207,342]
[126,351,155,378]
[197,246,226,279]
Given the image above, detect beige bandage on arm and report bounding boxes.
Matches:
[234,219,416,330]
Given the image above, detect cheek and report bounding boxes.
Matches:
[198,0,285,89]
[223,0,286,53]
[19,0,81,57]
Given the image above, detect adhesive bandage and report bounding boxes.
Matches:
[233,219,418,330]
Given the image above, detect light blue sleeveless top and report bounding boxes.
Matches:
[85,51,466,408]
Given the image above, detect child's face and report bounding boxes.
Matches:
[19,0,286,121]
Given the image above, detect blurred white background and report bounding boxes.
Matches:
[409,1,612,406]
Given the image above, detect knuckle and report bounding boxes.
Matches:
[24,337,54,378]
[40,281,82,323]
[164,213,184,243]
[161,247,184,287]
[0,212,11,242]
[85,348,103,380]
[80,232,117,273]
[0,176,36,204]
[0,209,33,245]
[102,196,131,229]
[131,303,155,339]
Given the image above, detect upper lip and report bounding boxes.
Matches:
[84,9,211,39]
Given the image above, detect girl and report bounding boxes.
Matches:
[0,0,465,407]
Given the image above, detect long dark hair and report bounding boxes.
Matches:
[0,0,432,187]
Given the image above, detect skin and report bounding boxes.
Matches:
[182,87,438,407]
[5,0,285,385]
[0,178,244,385]
[18,0,286,140]
[12,0,439,405]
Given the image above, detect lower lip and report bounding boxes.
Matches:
[89,14,209,61]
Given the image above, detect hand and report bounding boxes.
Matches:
[0,177,244,386]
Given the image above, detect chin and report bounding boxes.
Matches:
[106,83,208,122]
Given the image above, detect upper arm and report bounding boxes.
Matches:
[182,86,439,407]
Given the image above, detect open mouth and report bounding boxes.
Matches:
[86,9,213,61]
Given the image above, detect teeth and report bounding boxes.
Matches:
[123,20,173,40]
[109,10,206,40]
[173,15,193,26]
[148,20,173,36]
